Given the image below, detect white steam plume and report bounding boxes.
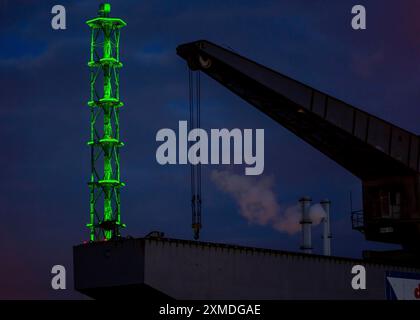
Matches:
[210,170,326,235]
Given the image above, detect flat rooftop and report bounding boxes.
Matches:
[73,237,420,299]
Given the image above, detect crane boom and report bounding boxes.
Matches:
[177,40,420,250]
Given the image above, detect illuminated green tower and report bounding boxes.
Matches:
[86,3,126,241]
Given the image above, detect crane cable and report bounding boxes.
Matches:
[188,68,202,240]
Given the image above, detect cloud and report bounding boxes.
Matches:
[351,50,385,78]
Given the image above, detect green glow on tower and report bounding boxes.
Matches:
[86,4,126,241]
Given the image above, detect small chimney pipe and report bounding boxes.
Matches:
[299,196,312,254]
[320,199,332,256]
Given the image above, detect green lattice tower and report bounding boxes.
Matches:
[86,4,126,241]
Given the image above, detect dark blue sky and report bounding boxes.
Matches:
[1,0,420,298]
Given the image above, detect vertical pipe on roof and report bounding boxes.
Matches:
[321,199,332,256]
[299,196,312,254]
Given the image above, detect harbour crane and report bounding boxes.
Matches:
[177,40,420,264]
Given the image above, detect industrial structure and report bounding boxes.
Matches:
[74,237,420,299]
[299,197,313,254]
[86,4,126,241]
[74,16,420,298]
[177,40,420,264]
